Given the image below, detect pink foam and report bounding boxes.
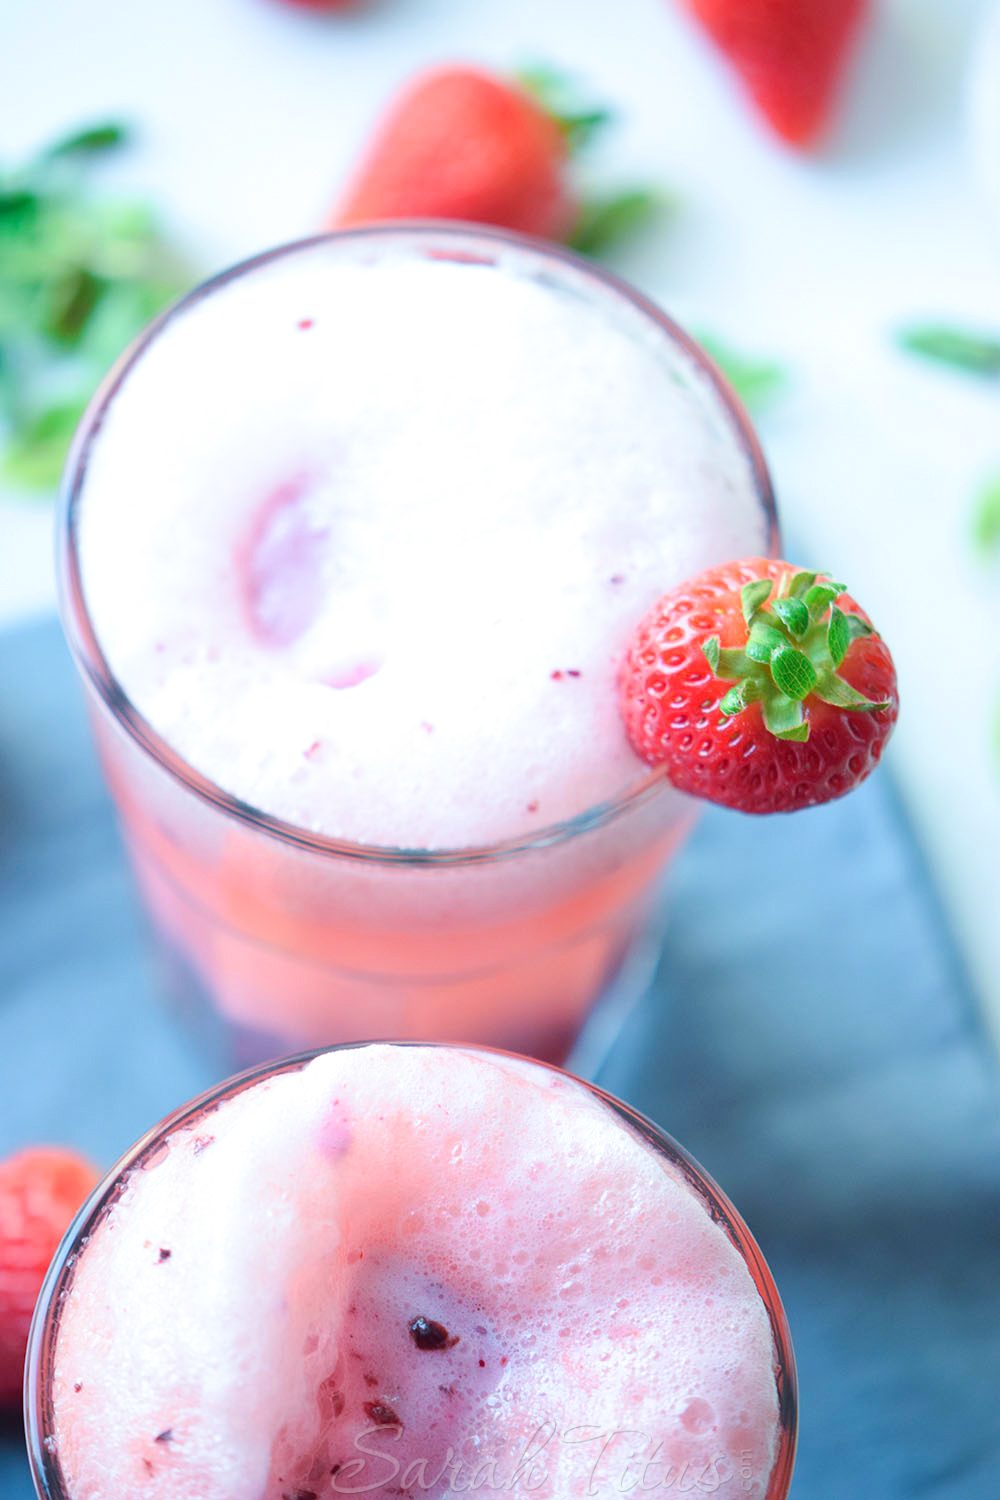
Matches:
[241,475,328,647]
[50,1048,784,1500]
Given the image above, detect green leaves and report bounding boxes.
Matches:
[803,580,843,614]
[697,333,787,413]
[1,400,86,489]
[700,566,885,743]
[762,697,809,741]
[515,65,614,152]
[569,189,662,258]
[811,671,887,712]
[719,678,763,716]
[746,620,785,661]
[786,570,817,599]
[897,324,1000,378]
[770,645,817,701]
[0,121,189,494]
[771,596,809,637]
[740,577,772,625]
[828,605,849,668]
[973,473,1000,557]
[44,123,129,162]
[515,64,661,261]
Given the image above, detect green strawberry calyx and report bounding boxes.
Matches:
[701,570,889,743]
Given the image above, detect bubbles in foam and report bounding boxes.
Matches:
[51,1046,783,1500]
[76,239,768,847]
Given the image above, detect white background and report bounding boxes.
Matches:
[2,0,999,1035]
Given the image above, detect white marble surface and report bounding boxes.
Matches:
[2,0,999,1034]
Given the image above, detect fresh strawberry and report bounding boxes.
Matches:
[620,558,898,813]
[0,1147,100,1407]
[277,1,359,10]
[679,0,869,146]
[330,66,581,240]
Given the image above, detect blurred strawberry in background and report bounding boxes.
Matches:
[328,64,654,255]
[331,65,581,240]
[0,1147,99,1407]
[278,0,361,10]
[678,0,869,146]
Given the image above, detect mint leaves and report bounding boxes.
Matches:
[973,472,1000,557]
[697,333,786,413]
[896,324,1000,377]
[0,123,189,492]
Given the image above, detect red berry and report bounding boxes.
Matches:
[619,557,898,814]
[329,66,577,241]
[0,1147,100,1407]
[278,1,359,10]
[680,0,869,146]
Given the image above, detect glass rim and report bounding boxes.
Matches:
[57,221,779,868]
[25,1039,797,1500]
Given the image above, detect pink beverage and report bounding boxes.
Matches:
[27,1044,796,1499]
[60,226,775,1063]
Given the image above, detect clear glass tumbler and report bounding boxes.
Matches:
[57,225,777,1068]
[26,1043,797,1500]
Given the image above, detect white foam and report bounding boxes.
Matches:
[76,236,768,847]
[52,1046,782,1500]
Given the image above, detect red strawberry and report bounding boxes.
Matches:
[329,66,579,240]
[619,557,898,814]
[679,0,869,146]
[0,1147,100,1407]
[278,1,359,10]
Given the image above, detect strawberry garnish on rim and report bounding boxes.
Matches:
[620,557,899,814]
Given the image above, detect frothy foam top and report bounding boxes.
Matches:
[51,1046,783,1500]
[75,235,768,846]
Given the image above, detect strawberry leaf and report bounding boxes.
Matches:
[772,596,809,637]
[774,719,810,742]
[707,644,756,680]
[515,65,613,152]
[762,694,808,740]
[787,571,817,600]
[803,581,844,617]
[813,671,888,712]
[746,620,785,662]
[740,577,772,625]
[719,682,746,715]
[569,189,661,258]
[770,646,817,701]
[697,564,890,744]
[828,606,849,668]
[719,678,763,716]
